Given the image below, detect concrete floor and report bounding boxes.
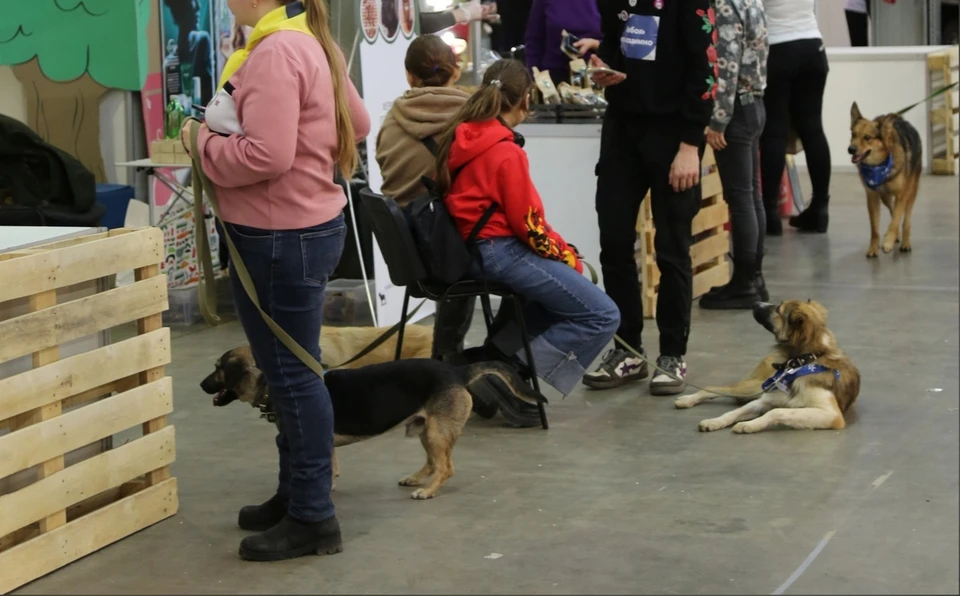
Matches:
[17,173,960,594]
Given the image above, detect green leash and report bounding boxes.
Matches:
[896,82,958,116]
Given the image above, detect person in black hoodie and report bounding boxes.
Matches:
[581,0,715,396]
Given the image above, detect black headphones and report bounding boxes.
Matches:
[497,116,526,148]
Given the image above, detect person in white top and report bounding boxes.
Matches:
[844,0,870,47]
[759,0,832,236]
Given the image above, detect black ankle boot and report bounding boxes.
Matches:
[239,514,343,562]
[699,259,759,310]
[766,216,783,236]
[238,494,288,532]
[789,201,829,233]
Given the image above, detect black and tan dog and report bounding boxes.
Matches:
[200,351,545,499]
[674,300,860,434]
[849,102,923,258]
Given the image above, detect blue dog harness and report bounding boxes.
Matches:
[859,154,894,190]
[762,354,841,394]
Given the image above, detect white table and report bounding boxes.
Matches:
[116,158,193,225]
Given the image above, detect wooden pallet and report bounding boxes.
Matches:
[0,228,177,594]
[635,146,731,318]
[928,47,959,176]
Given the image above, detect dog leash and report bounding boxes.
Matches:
[896,81,958,116]
[189,119,429,379]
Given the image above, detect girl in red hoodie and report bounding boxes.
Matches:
[433,59,620,409]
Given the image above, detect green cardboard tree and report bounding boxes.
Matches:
[0,0,151,182]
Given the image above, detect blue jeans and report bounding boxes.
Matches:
[473,237,620,396]
[226,214,346,523]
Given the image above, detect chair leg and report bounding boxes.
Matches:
[479,293,495,331]
[395,288,410,361]
[511,295,547,430]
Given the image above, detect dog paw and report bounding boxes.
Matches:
[899,243,912,253]
[398,477,424,487]
[698,418,727,432]
[882,239,896,253]
[411,489,435,500]
[732,422,757,434]
[866,246,879,258]
[675,396,699,409]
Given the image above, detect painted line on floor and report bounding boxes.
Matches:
[771,529,837,595]
[872,470,894,489]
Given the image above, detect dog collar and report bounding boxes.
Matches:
[859,154,894,190]
[762,354,840,394]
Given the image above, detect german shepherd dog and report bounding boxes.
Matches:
[200,353,545,499]
[674,300,860,434]
[849,102,922,258]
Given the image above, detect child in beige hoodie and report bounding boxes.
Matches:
[376,35,468,207]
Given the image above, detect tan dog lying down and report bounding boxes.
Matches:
[675,301,861,434]
[320,324,433,368]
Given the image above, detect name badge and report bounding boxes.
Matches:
[620,14,659,61]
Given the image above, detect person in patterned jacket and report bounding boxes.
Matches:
[700,0,770,310]
[581,0,715,396]
[435,59,620,419]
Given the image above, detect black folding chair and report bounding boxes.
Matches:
[359,188,548,430]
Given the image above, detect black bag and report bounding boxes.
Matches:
[403,137,496,285]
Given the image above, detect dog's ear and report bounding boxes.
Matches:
[879,115,899,151]
[850,102,864,127]
[222,356,248,391]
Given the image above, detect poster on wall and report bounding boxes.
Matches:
[358,0,432,327]
[214,0,253,83]
[160,0,216,118]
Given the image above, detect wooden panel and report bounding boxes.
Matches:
[0,427,175,538]
[691,202,729,236]
[701,171,722,199]
[0,229,160,304]
[0,378,173,480]
[0,277,168,366]
[0,478,178,594]
[702,145,716,167]
[0,329,170,422]
[135,265,170,487]
[693,260,732,298]
[690,231,730,269]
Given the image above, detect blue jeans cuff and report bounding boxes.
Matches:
[517,335,586,397]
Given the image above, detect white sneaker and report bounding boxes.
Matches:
[582,348,649,389]
[650,355,687,396]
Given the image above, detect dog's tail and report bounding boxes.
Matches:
[464,362,548,406]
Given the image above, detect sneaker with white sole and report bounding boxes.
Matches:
[582,348,649,389]
[650,355,687,396]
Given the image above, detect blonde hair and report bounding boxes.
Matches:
[283,0,357,178]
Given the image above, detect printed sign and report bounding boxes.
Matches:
[620,14,659,61]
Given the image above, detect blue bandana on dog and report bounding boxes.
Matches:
[859,154,894,190]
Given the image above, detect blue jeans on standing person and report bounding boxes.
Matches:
[226,214,346,524]
[473,236,620,396]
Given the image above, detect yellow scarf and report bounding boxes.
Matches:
[218,2,313,89]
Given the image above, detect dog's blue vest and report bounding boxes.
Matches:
[762,355,840,394]
[859,154,894,190]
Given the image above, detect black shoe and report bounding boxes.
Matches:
[484,376,542,428]
[766,216,783,236]
[466,376,502,419]
[789,204,829,233]
[239,514,343,562]
[582,348,649,389]
[238,494,288,532]
[699,259,759,310]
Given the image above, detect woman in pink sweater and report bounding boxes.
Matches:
[183,0,370,562]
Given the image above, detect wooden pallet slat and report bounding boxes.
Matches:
[0,479,178,595]
[0,276,168,366]
[0,329,171,424]
[0,427,176,539]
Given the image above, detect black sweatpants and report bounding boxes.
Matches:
[595,111,702,357]
[760,38,832,215]
[845,9,869,47]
